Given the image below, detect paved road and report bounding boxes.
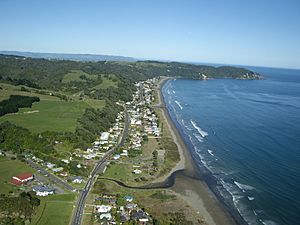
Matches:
[26,159,76,192]
[72,107,129,225]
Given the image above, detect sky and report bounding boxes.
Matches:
[0,0,300,69]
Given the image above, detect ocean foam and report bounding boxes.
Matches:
[191,120,208,138]
[175,100,183,110]
[248,196,255,201]
[261,220,279,225]
[234,181,255,192]
[194,133,203,142]
[208,149,214,156]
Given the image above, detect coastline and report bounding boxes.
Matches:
[157,77,237,225]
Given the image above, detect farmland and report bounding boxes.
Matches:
[0,83,105,133]
[30,194,76,225]
[0,158,35,194]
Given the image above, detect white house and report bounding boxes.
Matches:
[72,176,83,183]
[100,213,112,220]
[113,154,120,160]
[96,205,112,213]
[100,132,110,141]
[133,169,142,174]
[32,185,55,196]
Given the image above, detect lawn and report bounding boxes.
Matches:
[0,158,35,194]
[30,194,76,225]
[102,164,132,183]
[62,70,98,83]
[0,99,91,133]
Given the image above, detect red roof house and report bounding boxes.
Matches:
[10,172,34,186]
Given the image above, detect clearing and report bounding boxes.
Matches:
[62,70,98,83]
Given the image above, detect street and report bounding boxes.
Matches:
[72,107,129,225]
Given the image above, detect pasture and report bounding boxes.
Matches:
[30,194,76,225]
[0,158,35,194]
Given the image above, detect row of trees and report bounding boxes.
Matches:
[0,95,40,116]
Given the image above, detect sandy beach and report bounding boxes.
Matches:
[156,77,236,225]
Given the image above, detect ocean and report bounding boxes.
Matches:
[162,67,300,225]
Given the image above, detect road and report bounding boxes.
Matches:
[26,159,76,192]
[72,107,129,225]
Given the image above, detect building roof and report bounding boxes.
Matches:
[14,172,33,180]
[33,185,55,192]
[10,178,23,186]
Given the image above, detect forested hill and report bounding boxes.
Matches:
[0,53,260,172]
[0,54,260,90]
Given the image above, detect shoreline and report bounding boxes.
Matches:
[157,77,237,225]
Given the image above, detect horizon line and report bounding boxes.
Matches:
[1,49,300,71]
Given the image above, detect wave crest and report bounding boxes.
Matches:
[191,120,208,138]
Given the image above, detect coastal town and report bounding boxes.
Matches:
[1,77,182,225]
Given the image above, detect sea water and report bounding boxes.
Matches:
[162,67,300,225]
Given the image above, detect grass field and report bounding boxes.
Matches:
[0,83,59,101]
[0,82,106,133]
[30,194,76,225]
[102,164,131,183]
[92,74,118,89]
[62,70,98,83]
[0,158,35,194]
[0,100,90,133]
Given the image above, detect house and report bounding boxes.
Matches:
[99,213,112,220]
[126,203,137,210]
[113,154,120,160]
[100,132,110,141]
[131,210,149,222]
[124,195,133,202]
[46,162,56,169]
[61,159,70,164]
[52,167,64,172]
[133,169,142,174]
[72,176,83,183]
[32,185,55,196]
[96,205,112,213]
[59,171,68,177]
[10,172,34,186]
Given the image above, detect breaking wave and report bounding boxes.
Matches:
[191,120,208,138]
[234,181,256,192]
[175,100,183,110]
